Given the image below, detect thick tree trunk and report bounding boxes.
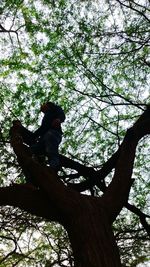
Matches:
[5,107,149,267]
[65,198,121,267]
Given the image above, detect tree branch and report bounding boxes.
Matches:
[63,146,150,235]
[125,203,150,237]
[64,151,150,234]
[102,106,150,222]
[60,149,120,192]
[115,0,150,23]
[10,127,81,216]
[0,184,61,222]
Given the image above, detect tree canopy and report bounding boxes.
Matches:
[0,0,150,266]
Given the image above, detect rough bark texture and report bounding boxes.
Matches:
[66,197,121,267]
[0,106,150,267]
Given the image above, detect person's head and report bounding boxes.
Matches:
[12,120,22,126]
[40,102,56,113]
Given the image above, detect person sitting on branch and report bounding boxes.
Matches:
[12,102,65,172]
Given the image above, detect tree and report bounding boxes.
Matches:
[0,0,149,266]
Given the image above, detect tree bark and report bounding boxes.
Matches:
[65,197,121,267]
[0,185,121,267]
[0,184,62,222]
[0,106,149,267]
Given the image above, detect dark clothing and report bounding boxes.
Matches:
[31,129,62,169]
[30,104,65,169]
[33,105,65,139]
[14,104,65,170]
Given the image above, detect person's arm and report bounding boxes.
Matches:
[10,120,35,145]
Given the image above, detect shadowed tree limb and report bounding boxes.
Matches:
[61,106,150,191]
[101,106,150,222]
[0,107,149,267]
[64,107,150,228]
[0,184,62,222]
[2,106,149,232]
[115,0,150,23]
[125,203,150,237]
[61,149,119,192]
[9,127,83,218]
[64,154,150,235]
[1,108,149,235]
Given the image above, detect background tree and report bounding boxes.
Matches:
[0,0,149,266]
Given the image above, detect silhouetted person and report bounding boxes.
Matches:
[12,102,65,172]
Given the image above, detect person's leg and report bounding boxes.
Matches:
[30,139,45,164]
[23,141,44,186]
[43,130,62,170]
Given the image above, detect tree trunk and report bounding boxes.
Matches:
[7,107,150,267]
[65,197,121,267]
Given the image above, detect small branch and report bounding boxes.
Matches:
[88,116,119,137]
[0,23,23,51]
[0,235,17,264]
[116,0,150,23]
[0,24,17,34]
[63,149,120,192]
[125,203,150,237]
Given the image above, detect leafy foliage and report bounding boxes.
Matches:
[0,0,149,266]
